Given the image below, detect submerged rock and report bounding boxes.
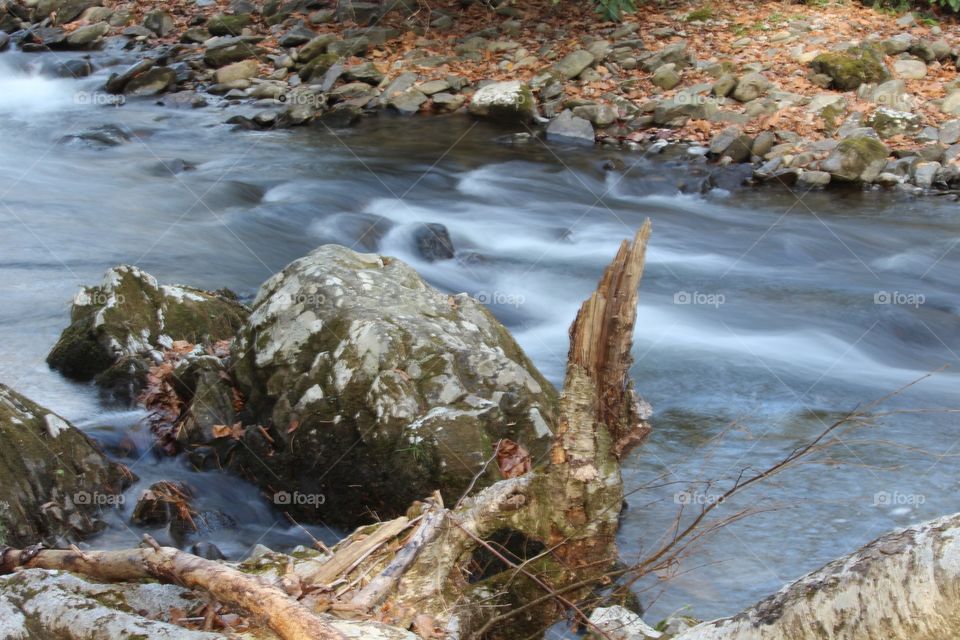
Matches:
[47,266,248,403]
[0,384,129,547]
[218,246,557,527]
[412,223,455,261]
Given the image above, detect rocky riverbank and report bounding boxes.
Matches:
[4,0,960,193]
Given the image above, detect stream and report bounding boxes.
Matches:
[1,49,958,626]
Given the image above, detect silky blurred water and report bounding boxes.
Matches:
[0,49,957,625]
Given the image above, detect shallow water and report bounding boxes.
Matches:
[1,49,958,625]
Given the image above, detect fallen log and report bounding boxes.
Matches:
[0,537,347,640]
[672,511,960,640]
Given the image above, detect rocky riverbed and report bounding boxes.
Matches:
[5,0,960,192]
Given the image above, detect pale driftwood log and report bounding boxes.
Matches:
[674,512,960,640]
[0,540,347,640]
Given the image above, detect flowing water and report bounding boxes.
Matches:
[1,49,958,625]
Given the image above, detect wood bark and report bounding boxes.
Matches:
[674,512,960,640]
[0,541,347,640]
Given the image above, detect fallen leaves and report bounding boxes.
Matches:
[495,438,532,479]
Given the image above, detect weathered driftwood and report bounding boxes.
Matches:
[673,512,960,640]
[0,539,347,640]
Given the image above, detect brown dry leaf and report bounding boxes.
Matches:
[287,418,301,434]
[212,422,244,440]
[495,438,531,479]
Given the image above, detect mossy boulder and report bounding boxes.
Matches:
[810,44,890,91]
[820,134,890,182]
[467,80,536,124]
[221,245,558,528]
[0,384,130,547]
[46,265,248,403]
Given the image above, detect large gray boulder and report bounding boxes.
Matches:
[0,384,128,547]
[47,266,248,403]
[223,246,558,527]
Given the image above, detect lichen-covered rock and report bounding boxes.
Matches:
[819,135,889,182]
[810,43,890,91]
[865,107,921,139]
[222,245,558,527]
[467,80,535,124]
[47,266,248,403]
[0,384,128,547]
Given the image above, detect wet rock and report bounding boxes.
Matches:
[468,80,535,123]
[810,43,890,91]
[732,71,771,102]
[709,126,752,162]
[190,541,226,560]
[820,134,889,181]
[207,13,251,36]
[47,266,248,402]
[553,49,594,80]
[546,109,595,144]
[105,59,155,93]
[388,88,427,114]
[132,480,194,526]
[893,58,927,80]
[571,103,617,127]
[0,384,129,547]
[45,58,94,78]
[143,10,174,37]
[59,124,132,147]
[797,169,831,187]
[431,92,465,112]
[64,21,109,48]
[123,66,177,96]
[223,245,558,528]
[912,161,941,189]
[413,223,455,261]
[317,102,362,126]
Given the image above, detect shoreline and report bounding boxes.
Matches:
[3,0,960,195]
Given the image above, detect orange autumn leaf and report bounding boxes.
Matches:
[495,438,532,479]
